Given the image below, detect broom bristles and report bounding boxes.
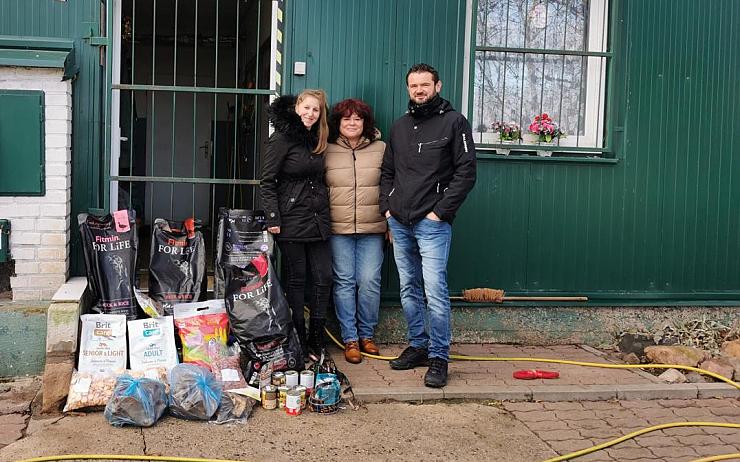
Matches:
[462,288,506,303]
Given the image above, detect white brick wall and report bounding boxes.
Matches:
[0,66,72,301]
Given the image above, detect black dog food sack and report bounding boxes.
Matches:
[223,254,303,371]
[79,210,138,320]
[214,208,271,298]
[149,218,206,315]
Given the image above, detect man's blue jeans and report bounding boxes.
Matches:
[330,233,385,343]
[387,216,452,360]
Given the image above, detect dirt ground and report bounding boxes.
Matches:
[2,402,556,462]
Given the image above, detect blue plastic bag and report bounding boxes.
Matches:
[168,364,223,420]
[104,375,167,427]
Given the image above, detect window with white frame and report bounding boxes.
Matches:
[472,0,610,153]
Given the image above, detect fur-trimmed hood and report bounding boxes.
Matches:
[267,95,318,146]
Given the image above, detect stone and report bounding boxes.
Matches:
[658,368,687,384]
[720,339,740,359]
[685,372,707,383]
[41,358,74,414]
[621,352,641,364]
[698,357,735,382]
[725,356,740,380]
[617,332,655,356]
[644,345,710,367]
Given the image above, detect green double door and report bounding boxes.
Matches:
[285,0,468,134]
[284,0,468,298]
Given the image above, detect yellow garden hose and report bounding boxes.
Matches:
[322,325,740,389]
[541,422,740,462]
[691,455,740,462]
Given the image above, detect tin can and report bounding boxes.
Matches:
[299,370,315,391]
[285,389,302,416]
[272,371,285,386]
[285,370,299,387]
[294,385,307,409]
[261,385,277,410]
[277,385,290,409]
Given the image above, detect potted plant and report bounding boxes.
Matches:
[491,121,522,144]
[525,113,565,156]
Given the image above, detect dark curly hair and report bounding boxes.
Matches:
[328,98,378,143]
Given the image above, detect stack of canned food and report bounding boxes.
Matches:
[260,369,315,415]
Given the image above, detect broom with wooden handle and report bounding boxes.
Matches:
[451,288,588,303]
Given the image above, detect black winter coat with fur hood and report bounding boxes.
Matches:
[261,95,331,241]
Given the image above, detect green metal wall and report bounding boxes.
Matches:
[285,0,467,132]
[286,0,740,302]
[1,0,106,275]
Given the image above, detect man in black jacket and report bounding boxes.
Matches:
[380,63,477,387]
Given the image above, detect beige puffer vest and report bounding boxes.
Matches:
[324,136,387,234]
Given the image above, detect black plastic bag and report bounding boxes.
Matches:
[214,208,272,298]
[78,210,138,320]
[104,375,167,427]
[168,364,223,420]
[223,256,303,371]
[216,208,303,371]
[149,218,206,315]
[211,391,256,425]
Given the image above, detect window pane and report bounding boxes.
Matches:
[476,0,588,52]
[472,51,604,146]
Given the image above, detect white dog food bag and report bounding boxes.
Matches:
[127,316,179,371]
[78,314,128,374]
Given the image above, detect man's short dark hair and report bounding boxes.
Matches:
[406,63,439,84]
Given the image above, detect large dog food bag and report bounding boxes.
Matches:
[128,316,179,371]
[148,218,206,315]
[78,210,138,320]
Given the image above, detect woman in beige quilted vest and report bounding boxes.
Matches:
[325,98,387,364]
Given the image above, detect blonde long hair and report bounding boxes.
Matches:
[296,89,329,154]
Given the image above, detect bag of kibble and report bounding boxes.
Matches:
[78,314,127,374]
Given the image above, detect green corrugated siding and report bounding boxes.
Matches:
[454,0,740,299]
[285,0,466,130]
[1,0,105,275]
[286,0,740,301]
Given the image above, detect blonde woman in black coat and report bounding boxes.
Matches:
[261,89,332,357]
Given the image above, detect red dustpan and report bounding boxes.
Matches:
[513,369,560,380]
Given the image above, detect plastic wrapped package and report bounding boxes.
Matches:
[63,367,168,413]
[104,375,167,427]
[63,371,119,412]
[173,300,229,370]
[211,392,256,425]
[168,364,223,420]
[211,355,247,391]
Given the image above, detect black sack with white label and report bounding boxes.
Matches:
[149,218,206,315]
[78,210,139,320]
[223,255,303,371]
[214,208,272,299]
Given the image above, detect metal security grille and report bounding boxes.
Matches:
[472,0,613,155]
[107,0,277,274]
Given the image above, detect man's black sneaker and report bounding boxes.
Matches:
[389,346,429,370]
[424,357,448,388]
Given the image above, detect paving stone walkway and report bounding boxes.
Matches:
[503,398,740,461]
[342,343,652,386]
